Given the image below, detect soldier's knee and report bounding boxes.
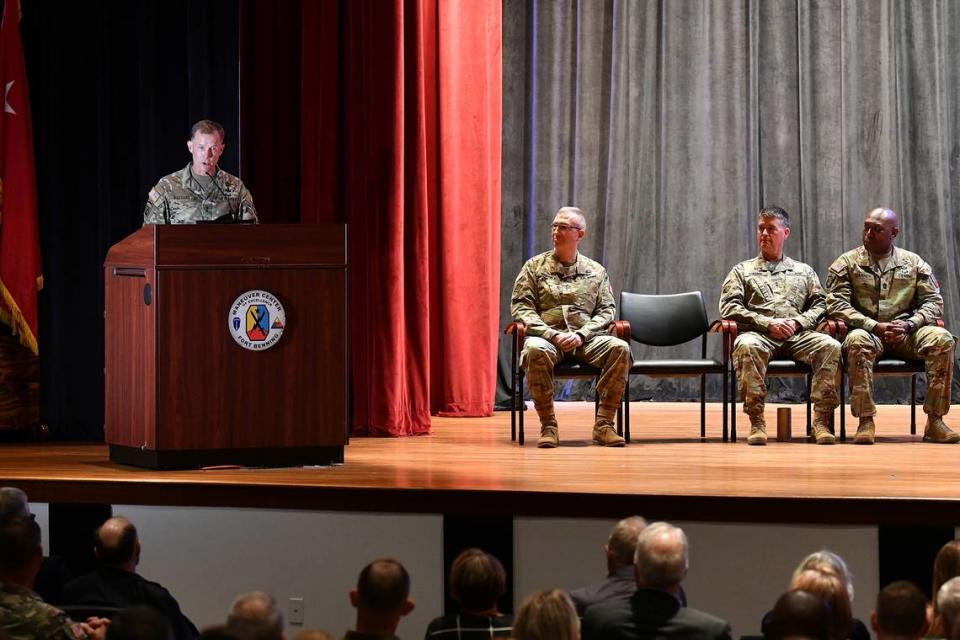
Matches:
[733,335,765,359]
[611,338,631,359]
[522,338,555,364]
[926,327,955,352]
[843,329,876,353]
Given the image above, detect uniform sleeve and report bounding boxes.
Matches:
[911,259,944,326]
[825,259,877,333]
[793,269,826,331]
[576,268,616,342]
[510,262,559,341]
[238,183,258,223]
[143,185,169,225]
[719,265,771,331]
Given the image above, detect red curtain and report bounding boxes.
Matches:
[296,0,502,435]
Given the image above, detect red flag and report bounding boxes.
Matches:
[0,0,41,355]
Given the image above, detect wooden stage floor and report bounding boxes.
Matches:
[1,402,959,525]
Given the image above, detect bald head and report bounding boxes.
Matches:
[0,487,30,523]
[228,591,284,640]
[634,522,688,591]
[95,516,139,569]
[863,207,900,255]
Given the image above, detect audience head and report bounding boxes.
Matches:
[794,550,855,603]
[606,516,648,569]
[349,558,414,635]
[0,486,30,522]
[937,576,960,639]
[0,512,42,584]
[789,569,851,640]
[871,581,928,640]
[449,548,506,613]
[198,625,243,640]
[95,516,140,569]
[227,591,285,640]
[633,521,688,591]
[765,589,832,640]
[293,632,333,640]
[107,605,173,640]
[513,588,579,640]
[933,542,960,613]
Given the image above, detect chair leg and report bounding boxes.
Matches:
[731,366,737,442]
[624,380,631,442]
[518,369,525,446]
[722,365,728,443]
[806,374,812,437]
[510,376,517,443]
[700,373,706,439]
[840,365,846,441]
[911,373,917,435]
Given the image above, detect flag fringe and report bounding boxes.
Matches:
[0,277,38,355]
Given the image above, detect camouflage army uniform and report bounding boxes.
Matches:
[510,251,630,426]
[0,581,85,639]
[826,246,954,418]
[720,256,840,417]
[143,163,257,224]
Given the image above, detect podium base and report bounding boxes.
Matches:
[109,444,345,470]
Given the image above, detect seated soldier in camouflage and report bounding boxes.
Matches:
[826,207,958,444]
[720,206,841,445]
[510,206,629,448]
[143,119,257,225]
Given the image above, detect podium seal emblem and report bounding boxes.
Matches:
[228,290,286,351]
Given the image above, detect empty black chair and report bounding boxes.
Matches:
[617,291,730,441]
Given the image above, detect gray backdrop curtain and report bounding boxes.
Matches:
[497,0,960,409]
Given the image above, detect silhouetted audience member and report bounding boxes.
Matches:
[513,589,579,640]
[61,516,198,639]
[198,624,243,640]
[424,548,511,638]
[227,591,286,640]
[107,605,174,640]
[930,541,960,637]
[293,631,333,640]
[581,522,731,640]
[789,569,853,640]
[936,577,960,639]
[764,589,832,640]
[0,487,29,521]
[346,558,415,640]
[870,581,928,640]
[0,514,109,639]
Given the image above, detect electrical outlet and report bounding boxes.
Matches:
[289,597,304,625]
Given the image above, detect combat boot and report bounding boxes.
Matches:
[923,416,960,444]
[811,413,836,445]
[747,415,767,446]
[853,416,875,445]
[592,420,625,447]
[537,422,559,448]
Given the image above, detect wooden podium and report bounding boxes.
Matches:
[104,224,347,469]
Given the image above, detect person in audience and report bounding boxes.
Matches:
[870,581,928,640]
[424,548,511,638]
[346,558,415,640]
[106,605,174,640]
[61,515,198,640]
[581,522,731,640]
[930,541,960,637]
[294,631,333,640]
[720,205,841,445]
[936,577,960,639]
[197,625,243,640]
[0,487,30,521]
[826,206,958,444]
[789,569,854,640]
[0,513,109,639]
[570,516,674,616]
[763,589,832,640]
[227,591,285,640]
[510,205,629,448]
[512,589,579,640]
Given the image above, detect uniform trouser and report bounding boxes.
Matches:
[520,335,631,426]
[733,330,841,418]
[842,326,955,418]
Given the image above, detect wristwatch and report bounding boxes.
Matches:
[905,319,918,333]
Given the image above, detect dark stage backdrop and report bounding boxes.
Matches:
[497,0,960,407]
[22,0,241,440]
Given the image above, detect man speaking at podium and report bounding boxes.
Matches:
[143,119,258,225]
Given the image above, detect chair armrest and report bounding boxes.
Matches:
[611,320,631,340]
[504,321,526,344]
[711,320,738,363]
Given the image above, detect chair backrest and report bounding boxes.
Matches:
[620,291,710,346]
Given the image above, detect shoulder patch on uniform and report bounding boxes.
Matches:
[147,189,162,205]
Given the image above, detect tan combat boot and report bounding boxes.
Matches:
[811,413,836,445]
[853,416,875,445]
[537,422,559,448]
[923,416,960,443]
[592,420,625,447]
[747,415,767,446]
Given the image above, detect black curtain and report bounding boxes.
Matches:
[21,0,240,440]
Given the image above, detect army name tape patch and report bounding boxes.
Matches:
[228,290,286,351]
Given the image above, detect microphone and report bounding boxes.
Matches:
[207,166,240,222]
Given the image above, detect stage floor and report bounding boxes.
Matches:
[1,402,959,525]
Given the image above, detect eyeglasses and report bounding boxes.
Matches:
[551,223,583,232]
